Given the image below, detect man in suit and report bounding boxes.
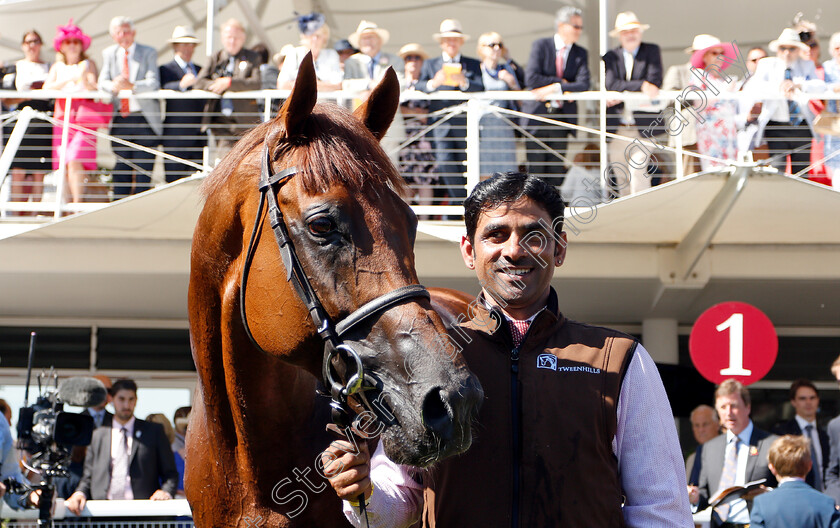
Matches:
[602,11,663,197]
[690,379,777,527]
[686,404,721,486]
[342,20,406,166]
[98,16,163,200]
[194,18,261,162]
[740,28,826,176]
[750,435,840,528]
[773,379,829,490]
[65,379,178,514]
[523,6,590,187]
[822,356,840,504]
[418,19,484,201]
[159,26,207,183]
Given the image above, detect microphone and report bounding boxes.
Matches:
[57,377,108,408]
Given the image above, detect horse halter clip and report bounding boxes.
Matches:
[240,140,430,424]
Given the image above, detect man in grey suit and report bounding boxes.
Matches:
[98,16,163,200]
[690,379,777,527]
[65,379,178,514]
[342,20,405,165]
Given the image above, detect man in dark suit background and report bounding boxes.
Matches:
[602,11,663,197]
[772,379,829,491]
[523,6,590,187]
[194,18,261,162]
[690,378,777,527]
[159,26,207,183]
[750,435,840,528]
[418,19,484,202]
[65,379,178,514]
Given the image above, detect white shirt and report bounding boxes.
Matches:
[343,342,693,527]
[88,407,106,428]
[552,34,573,93]
[117,44,141,113]
[108,416,135,500]
[796,415,823,469]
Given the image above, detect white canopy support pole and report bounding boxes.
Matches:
[206,0,216,58]
[54,96,73,219]
[598,0,609,201]
[674,98,684,180]
[0,106,35,191]
[235,0,275,50]
[465,98,483,196]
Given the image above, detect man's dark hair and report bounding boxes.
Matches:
[789,378,819,401]
[111,378,138,396]
[464,172,565,242]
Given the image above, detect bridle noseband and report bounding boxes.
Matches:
[240,139,430,426]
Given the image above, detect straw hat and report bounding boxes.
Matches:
[608,12,649,38]
[53,19,91,52]
[686,35,739,69]
[168,26,200,44]
[398,43,429,61]
[348,20,390,49]
[769,28,809,53]
[434,19,470,42]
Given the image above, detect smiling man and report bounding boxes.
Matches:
[326,172,691,527]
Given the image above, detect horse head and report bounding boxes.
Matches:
[197,53,482,469]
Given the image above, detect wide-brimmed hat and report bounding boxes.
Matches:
[348,20,389,49]
[398,43,429,61]
[609,11,649,37]
[769,28,810,53]
[54,19,91,52]
[687,35,740,69]
[271,44,296,66]
[168,26,200,44]
[434,19,470,42]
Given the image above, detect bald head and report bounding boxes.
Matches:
[691,404,719,445]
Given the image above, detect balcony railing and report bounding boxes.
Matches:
[2,88,838,220]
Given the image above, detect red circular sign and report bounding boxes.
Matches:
[689,302,778,386]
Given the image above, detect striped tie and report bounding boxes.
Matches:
[715,435,740,521]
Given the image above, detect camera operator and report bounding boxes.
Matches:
[1,409,29,510]
[65,379,178,515]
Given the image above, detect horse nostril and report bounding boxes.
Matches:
[422,388,454,441]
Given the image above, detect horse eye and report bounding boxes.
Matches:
[308,216,335,235]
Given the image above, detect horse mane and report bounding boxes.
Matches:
[200,102,407,199]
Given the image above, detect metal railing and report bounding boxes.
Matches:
[0,499,193,527]
[2,88,839,220]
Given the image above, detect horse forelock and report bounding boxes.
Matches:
[200,102,406,201]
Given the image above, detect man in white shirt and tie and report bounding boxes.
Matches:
[691,379,778,527]
[772,379,829,491]
[65,379,178,514]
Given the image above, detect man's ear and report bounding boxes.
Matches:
[554,231,568,267]
[460,235,475,269]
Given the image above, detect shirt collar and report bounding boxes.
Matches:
[554,34,570,50]
[622,45,639,58]
[726,420,753,445]
[795,415,816,431]
[120,43,136,57]
[173,54,189,69]
[779,476,806,485]
[442,52,461,63]
[113,415,136,435]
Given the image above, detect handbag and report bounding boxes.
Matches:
[54,98,113,130]
[813,111,840,137]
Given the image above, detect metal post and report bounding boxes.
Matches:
[465,98,482,196]
[674,98,684,180]
[264,94,272,122]
[598,0,610,202]
[206,0,216,58]
[0,106,35,203]
[54,96,73,219]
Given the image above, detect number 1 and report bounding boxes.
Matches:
[717,313,751,376]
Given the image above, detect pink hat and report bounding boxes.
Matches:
[54,19,91,52]
[689,35,739,70]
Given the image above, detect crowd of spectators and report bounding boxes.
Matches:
[2,8,840,208]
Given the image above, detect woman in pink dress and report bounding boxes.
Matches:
[43,20,98,203]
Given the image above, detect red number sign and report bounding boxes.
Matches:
[689,302,778,385]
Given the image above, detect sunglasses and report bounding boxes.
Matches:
[778,46,799,52]
[484,42,503,48]
[23,39,42,45]
[404,55,423,61]
[569,25,584,30]
[64,39,83,46]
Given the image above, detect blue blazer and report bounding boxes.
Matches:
[772,418,830,490]
[159,60,206,140]
[522,37,590,124]
[750,480,840,528]
[418,54,484,115]
[602,42,663,135]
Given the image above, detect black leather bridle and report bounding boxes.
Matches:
[239,139,430,425]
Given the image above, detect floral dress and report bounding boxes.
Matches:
[822,59,840,176]
[693,75,739,171]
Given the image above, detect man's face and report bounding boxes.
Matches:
[221,25,245,56]
[112,389,137,422]
[112,24,135,49]
[460,197,566,319]
[557,15,583,44]
[747,49,767,74]
[791,386,819,421]
[440,36,463,58]
[716,392,751,435]
[777,45,800,65]
[691,409,719,444]
[618,28,642,51]
[173,43,197,62]
[359,33,382,57]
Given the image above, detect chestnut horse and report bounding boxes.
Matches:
[186,55,483,527]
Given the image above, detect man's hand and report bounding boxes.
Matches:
[498,68,517,89]
[323,439,372,502]
[687,485,699,505]
[179,73,197,90]
[207,76,232,94]
[113,75,133,93]
[531,84,558,102]
[65,491,87,515]
[150,489,173,501]
[641,80,659,98]
[0,480,6,500]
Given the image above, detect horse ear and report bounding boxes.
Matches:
[353,67,400,141]
[278,51,317,136]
